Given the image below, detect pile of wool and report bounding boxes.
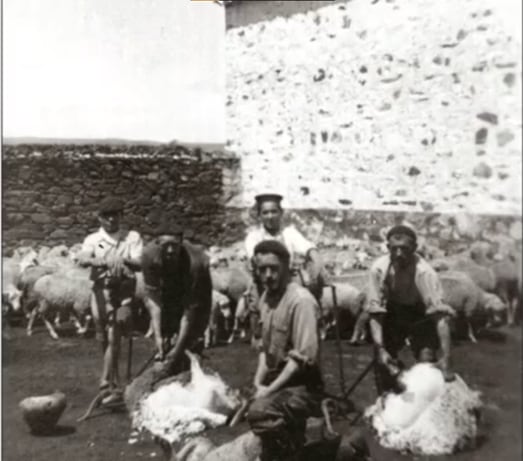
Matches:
[130,352,241,445]
[365,363,482,456]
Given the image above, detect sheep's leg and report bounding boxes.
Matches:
[54,312,61,328]
[349,311,369,345]
[26,309,38,336]
[144,319,154,338]
[42,310,60,340]
[467,320,478,343]
[72,309,87,336]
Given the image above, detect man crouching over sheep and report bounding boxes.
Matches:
[77,198,143,395]
[246,240,323,461]
[141,222,212,380]
[367,225,456,395]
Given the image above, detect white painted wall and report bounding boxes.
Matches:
[3,0,225,144]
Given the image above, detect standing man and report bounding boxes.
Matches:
[77,198,143,393]
[140,222,212,378]
[366,225,456,394]
[241,193,325,342]
[246,240,323,461]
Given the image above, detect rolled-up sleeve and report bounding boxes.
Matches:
[285,227,315,257]
[127,231,144,261]
[416,266,450,315]
[366,263,387,314]
[288,297,319,368]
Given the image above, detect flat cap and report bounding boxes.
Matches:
[151,219,184,237]
[386,224,417,242]
[98,197,124,215]
[254,193,283,204]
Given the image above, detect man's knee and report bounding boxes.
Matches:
[246,397,283,433]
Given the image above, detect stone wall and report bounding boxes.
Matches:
[225,0,522,214]
[2,144,243,252]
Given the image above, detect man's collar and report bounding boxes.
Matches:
[98,227,123,245]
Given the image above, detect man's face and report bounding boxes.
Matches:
[159,235,183,263]
[387,234,416,268]
[259,201,283,233]
[99,211,122,233]
[255,252,289,294]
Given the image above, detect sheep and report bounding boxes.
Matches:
[319,282,367,344]
[169,432,262,461]
[128,351,241,446]
[439,271,506,343]
[2,250,39,320]
[26,267,93,339]
[365,363,482,456]
[204,290,232,349]
[432,256,496,293]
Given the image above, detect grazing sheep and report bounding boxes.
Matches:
[439,271,505,343]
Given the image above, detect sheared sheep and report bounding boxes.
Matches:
[365,363,482,456]
[128,351,241,446]
[169,432,262,461]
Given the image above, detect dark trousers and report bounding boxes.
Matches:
[374,303,440,395]
[247,382,323,461]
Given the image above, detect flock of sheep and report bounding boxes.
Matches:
[2,235,521,351]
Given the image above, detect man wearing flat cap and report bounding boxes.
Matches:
[140,221,212,377]
[77,197,143,393]
[239,193,325,343]
[366,224,456,393]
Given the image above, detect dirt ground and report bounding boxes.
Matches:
[2,322,521,461]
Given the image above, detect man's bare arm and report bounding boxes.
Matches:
[253,351,269,388]
[266,359,300,395]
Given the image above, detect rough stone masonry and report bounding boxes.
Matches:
[2,144,244,252]
[225,0,522,214]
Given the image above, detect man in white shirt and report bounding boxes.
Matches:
[241,194,324,342]
[77,197,143,393]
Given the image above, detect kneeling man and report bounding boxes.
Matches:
[367,225,456,394]
[246,240,323,461]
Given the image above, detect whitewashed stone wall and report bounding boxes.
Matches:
[226,0,522,215]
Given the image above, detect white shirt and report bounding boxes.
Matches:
[80,227,143,262]
[245,225,315,266]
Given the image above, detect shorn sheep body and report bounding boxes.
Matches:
[365,363,482,456]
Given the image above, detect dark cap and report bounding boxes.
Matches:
[98,197,124,215]
[254,193,283,205]
[386,224,417,243]
[152,219,184,238]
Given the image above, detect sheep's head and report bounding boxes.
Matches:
[482,293,507,326]
[19,250,39,273]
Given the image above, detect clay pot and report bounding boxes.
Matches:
[19,391,67,434]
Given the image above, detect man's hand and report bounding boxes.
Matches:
[426,303,456,317]
[253,385,272,400]
[378,347,401,377]
[435,358,456,382]
[106,254,125,276]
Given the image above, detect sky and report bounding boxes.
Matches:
[3,0,226,144]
